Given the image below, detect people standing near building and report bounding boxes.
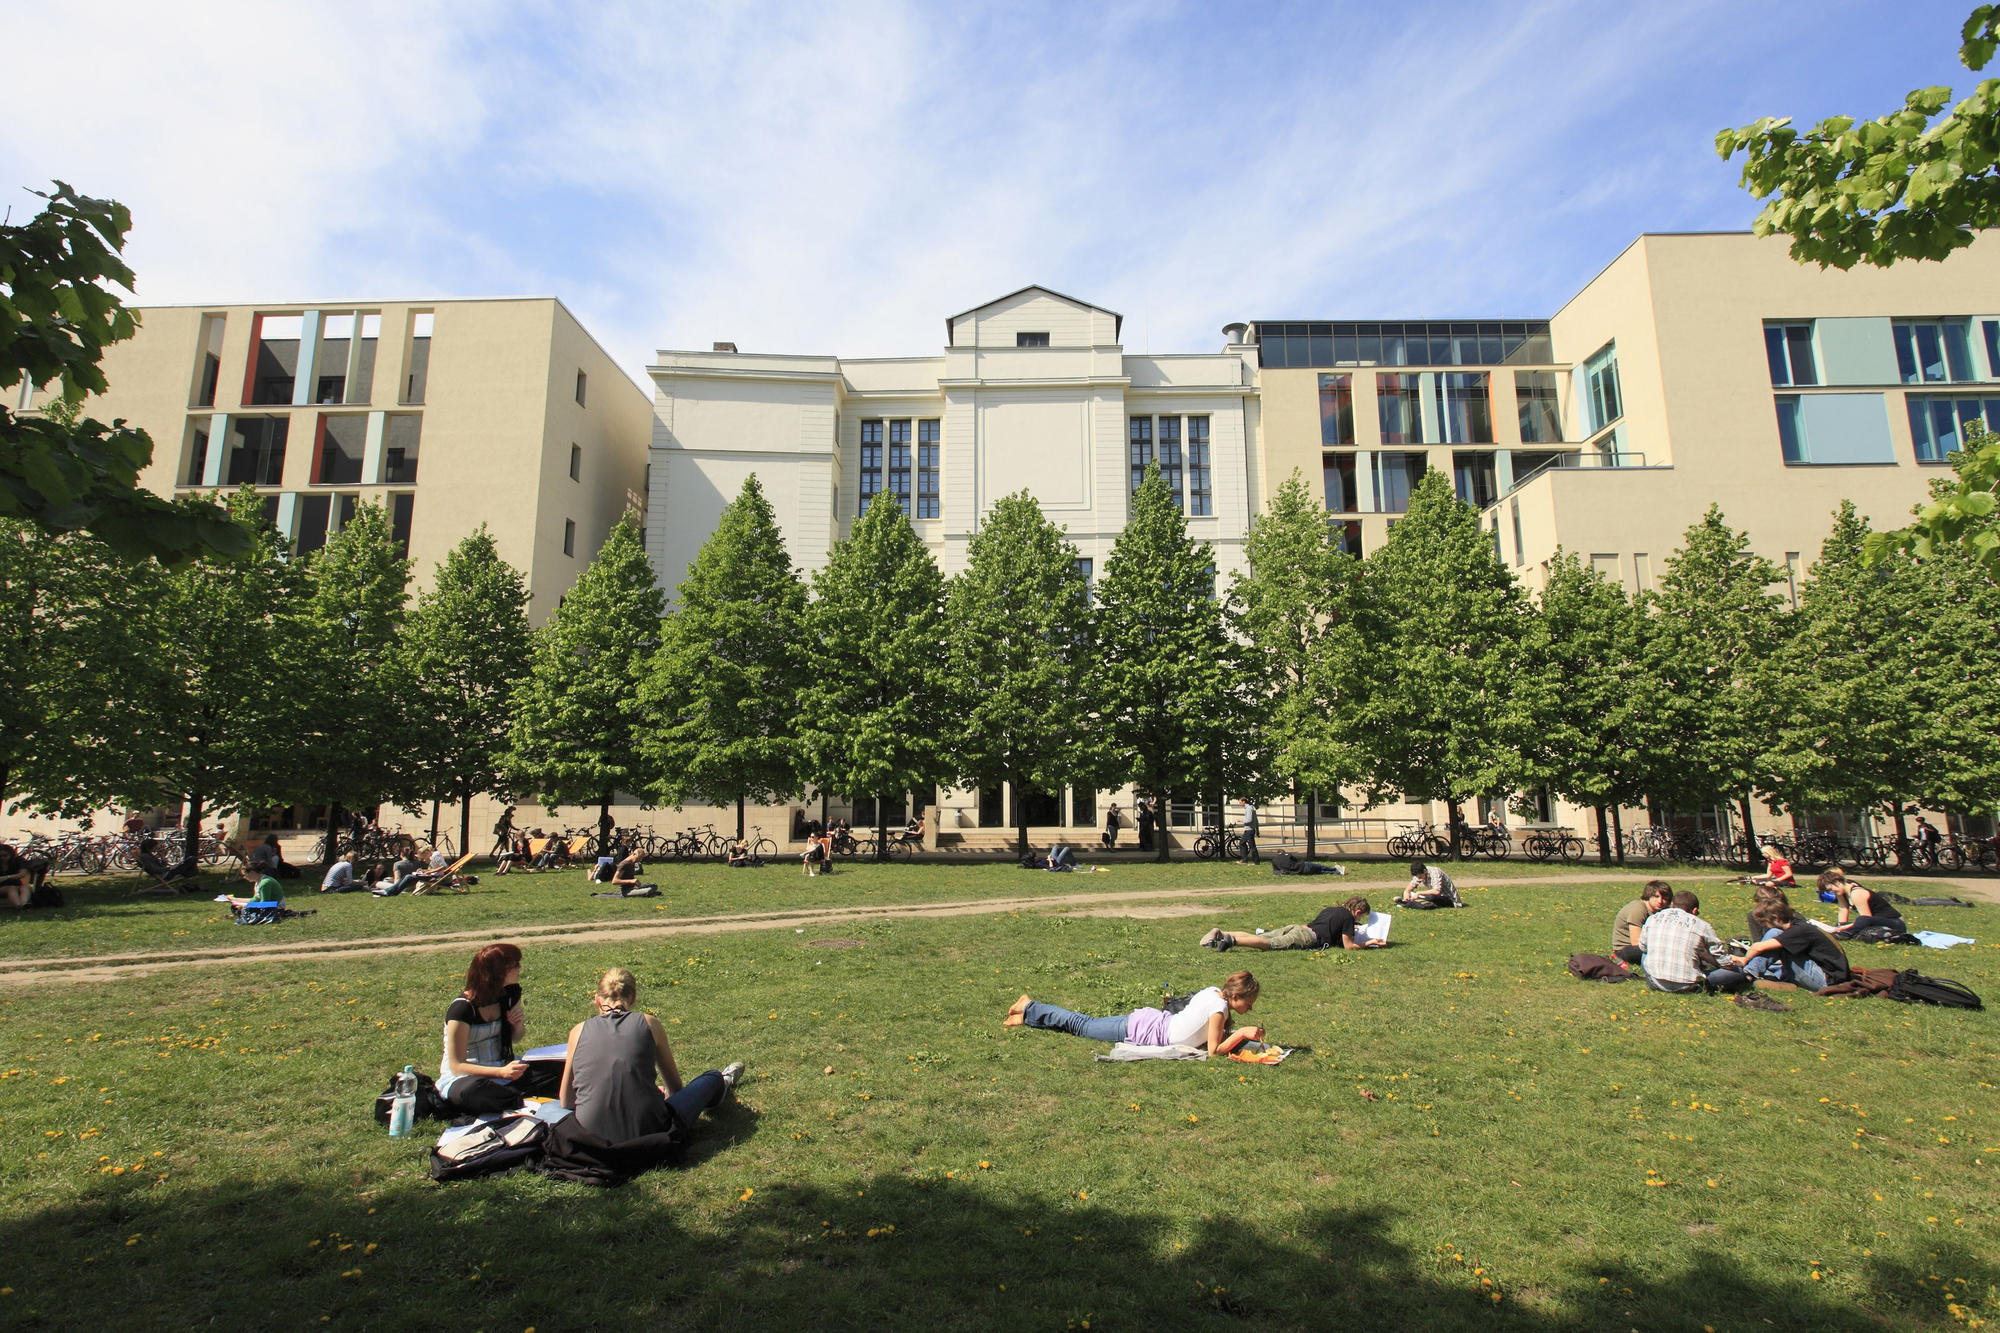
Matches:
[491,806,517,855]
[1135,796,1156,853]
[1610,880,1673,965]
[1101,802,1122,850]
[1236,798,1260,865]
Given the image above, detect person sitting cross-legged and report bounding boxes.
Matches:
[1199,896,1384,952]
[1611,880,1673,966]
[1397,861,1460,910]
[0,841,49,909]
[1735,899,1853,994]
[320,851,366,894]
[1638,890,1751,994]
[559,967,744,1143]
[226,862,286,915]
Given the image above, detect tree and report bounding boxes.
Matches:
[406,526,533,858]
[505,514,663,851]
[1765,502,2000,867]
[1868,420,2000,583]
[1643,507,1784,863]
[1233,471,1361,859]
[943,490,1097,858]
[1094,465,1253,862]
[1716,7,2000,271]
[795,497,950,859]
[1514,552,1667,864]
[638,475,806,840]
[1331,470,1527,859]
[114,490,313,855]
[1,184,246,562]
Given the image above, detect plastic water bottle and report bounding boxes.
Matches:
[388,1065,417,1137]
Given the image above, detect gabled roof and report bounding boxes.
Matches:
[946,285,1123,341]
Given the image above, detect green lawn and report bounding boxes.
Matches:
[1,876,1996,1330]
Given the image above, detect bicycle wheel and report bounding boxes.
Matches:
[1385,833,1414,858]
[1482,834,1511,860]
[886,839,912,862]
[1424,834,1452,860]
[1938,844,1965,871]
[1559,835,1586,864]
[752,837,777,860]
[1192,834,1219,861]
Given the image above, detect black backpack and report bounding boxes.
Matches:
[373,1069,451,1124]
[1269,851,1301,875]
[1846,924,1920,946]
[1886,970,1984,1010]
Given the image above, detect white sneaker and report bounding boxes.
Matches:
[720,1061,746,1098]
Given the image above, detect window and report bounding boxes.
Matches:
[312,415,366,485]
[887,419,912,514]
[390,493,414,559]
[296,494,332,556]
[1331,519,1362,558]
[1016,332,1049,347]
[575,369,588,407]
[1452,451,1498,508]
[1985,320,1999,378]
[1778,392,1895,464]
[1585,345,1622,433]
[1377,373,1423,445]
[1775,396,1806,463]
[1074,557,1094,602]
[1254,321,1552,369]
[191,313,226,407]
[1510,498,1524,566]
[1069,786,1096,829]
[916,419,939,518]
[562,519,576,557]
[1318,373,1354,445]
[1906,395,2000,462]
[382,415,421,484]
[1129,416,1153,493]
[247,314,302,405]
[1515,371,1562,443]
[569,443,582,482]
[1435,372,1493,443]
[1323,453,1357,513]
[225,417,289,485]
[402,312,433,404]
[1764,323,1818,386]
[1894,319,1973,384]
[1373,452,1425,513]
[1187,417,1211,516]
[1157,416,1183,510]
[182,419,212,487]
[859,420,883,512]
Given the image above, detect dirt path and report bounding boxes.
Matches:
[4,869,1986,989]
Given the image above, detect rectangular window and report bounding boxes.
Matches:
[1906,394,2000,462]
[916,419,939,519]
[1318,373,1354,445]
[1332,519,1361,558]
[191,313,226,407]
[1187,416,1211,516]
[225,416,289,485]
[382,414,421,484]
[887,419,912,514]
[1377,373,1422,445]
[1894,319,1974,384]
[182,419,212,487]
[247,314,302,405]
[313,414,366,485]
[1452,451,1498,508]
[575,369,588,407]
[1129,416,1153,493]
[315,313,351,404]
[1515,370,1562,443]
[1764,323,1818,386]
[1510,497,1525,566]
[563,519,576,557]
[859,420,883,513]
[1157,416,1184,510]
[1586,345,1622,433]
[1435,372,1493,443]
[402,311,433,404]
[1016,331,1049,347]
[1374,451,1424,513]
[1323,452,1357,513]
[1775,395,1806,463]
[1986,320,2000,378]
[569,443,581,481]
[1069,786,1096,829]
[1074,557,1094,602]
[296,493,332,556]
[390,493,414,559]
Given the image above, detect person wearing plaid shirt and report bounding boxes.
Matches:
[1639,890,1751,994]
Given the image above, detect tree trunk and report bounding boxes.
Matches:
[1156,784,1172,863]
[1611,804,1625,865]
[458,779,474,864]
[598,793,613,856]
[1015,776,1029,860]
[1738,795,1762,869]
[324,803,344,869]
[819,790,829,830]
[1595,804,1611,864]
[1304,785,1317,861]
[429,800,441,849]
[183,788,205,876]
[736,796,746,842]
[1445,797,1463,861]
[1890,798,1912,871]
[876,795,889,863]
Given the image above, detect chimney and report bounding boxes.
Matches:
[712,341,738,353]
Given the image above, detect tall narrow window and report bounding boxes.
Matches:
[1318,373,1354,445]
[316,314,352,403]
[563,519,576,557]
[1157,416,1184,510]
[390,493,415,559]
[1323,453,1357,513]
[1585,345,1622,433]
[402,312,433,404]
[1377,373,1422,445]
[1452,451,1498,507]
[1435,372,1493,443]
[382,415,421,484]
[1764,323,1818,386]
[859,420,883,513]
[569,443,581,481]
[1894,319,1974,384]
[1775,395,1806,463]
[248,314,302,405]
[1187,417,1212,516]
[1074,557,1094,603]
[347,313,380,404]
[575,369,588,406]
[183,419,211,487]
[1510,498,1525,566]
[1129,417,1153,493]
[191,313,226,407]
[296,495,332,556]
[1985,320,2000,378]
[887,419,913,514]
[916,419,940,518]
[1515,371,1562,443]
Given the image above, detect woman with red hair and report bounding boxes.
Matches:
[438,942,530,1114]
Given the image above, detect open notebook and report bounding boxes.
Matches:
[1353,910,1392,946]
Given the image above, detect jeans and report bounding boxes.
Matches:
[1788,958,1829,992]
[1238,832,1259,862]
[1023,1002,1129,1043]
[1743,929,1784,979]
[665,1070,727,1132]
[1835,914,1903,939]
[1647,970,1751,994]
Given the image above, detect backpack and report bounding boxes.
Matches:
[1845,924,1920,946]
[27,883,63,909]
[1885,970,1984,1010]
[428,1113,549,1182]
[1567,953,1632,983]
[374,1069,452,1125]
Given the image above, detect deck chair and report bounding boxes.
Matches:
[410,851,478,894]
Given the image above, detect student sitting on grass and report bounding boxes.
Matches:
[558,967,745,1143]
[608,848,656,896]
[249,834,300,880]
[0,841,49,909]
[1610,880,1673,966]
[1750,845,1796,890]
[320,852,365,893]
[494,833,532,875]
[1638,890,1751,994]
[1822,868,1906,939]
[138,835,200,887]
[1397,862,1460,909]
[439,943,531,1115]
[1004,970,1262,1053]
[1198,897,1384,952]
[1735,899,1853,993]
[725,838,753,867]
[225,862,285,914]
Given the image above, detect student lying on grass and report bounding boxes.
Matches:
[1197,897,1384,952]
[557,967,745,1142]
[1004,970,1261,1053]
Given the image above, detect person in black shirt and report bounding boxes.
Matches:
[1736,900,1851,992]
[0,842,49,909]
[1199,896,1384,952]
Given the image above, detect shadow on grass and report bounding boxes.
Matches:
[5,1155,1988,1331]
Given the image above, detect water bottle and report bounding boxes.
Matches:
[388,1065,417,1137]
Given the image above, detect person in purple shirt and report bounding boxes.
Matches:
[1002,971,1261,1052]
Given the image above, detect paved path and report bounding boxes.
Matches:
[4,869,1987,989]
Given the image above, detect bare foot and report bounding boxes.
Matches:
[1003,994,1030,1027]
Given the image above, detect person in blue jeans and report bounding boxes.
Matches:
[1003,971,1261,1052]
[1735,900,1851,993]
[558,967,745,1142]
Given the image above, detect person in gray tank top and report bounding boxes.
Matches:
[558,968,745,1143]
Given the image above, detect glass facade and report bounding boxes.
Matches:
[1377,373,1422,445]
[1764,323,1818,386]
[1373,452,1425,513]
[1515,370,1562,443]
[1775,396,1805,464]
[1318,373,1354,445]
[1894,319,1973,384]
[1434,372,1493,444]
[916,419,939,518]
[1254,321,1553,369]
[1906,394,2000,462]
[859,420,882,512]
[1187,417,1212,516]
[1586,344,1622,434]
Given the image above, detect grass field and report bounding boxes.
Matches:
[1,869,1996,1331]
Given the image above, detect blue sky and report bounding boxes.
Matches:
[2,0,1982,384]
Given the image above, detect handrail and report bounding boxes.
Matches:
[1496,448,1654,504]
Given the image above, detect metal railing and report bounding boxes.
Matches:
[1497,448,1655,502]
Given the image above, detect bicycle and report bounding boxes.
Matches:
[1522,828,1585,864]
[1191,826,1243,861]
